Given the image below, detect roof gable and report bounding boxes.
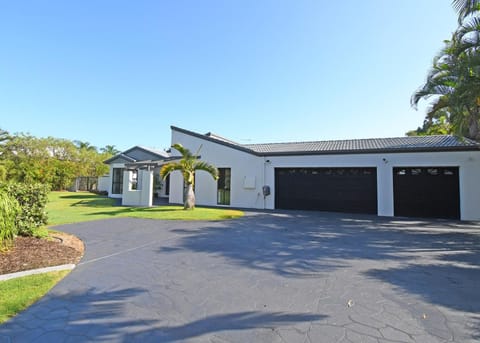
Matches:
[171,126,259,156]
[104,146,169,164]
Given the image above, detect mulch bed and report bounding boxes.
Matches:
[0,233,84,275]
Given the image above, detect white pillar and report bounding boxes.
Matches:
[140,170,153,207]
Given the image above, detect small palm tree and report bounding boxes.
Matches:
[160,143,218,210]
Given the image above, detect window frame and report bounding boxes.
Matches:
[217,168,231,206]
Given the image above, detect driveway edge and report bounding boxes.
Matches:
[0,264,76,281]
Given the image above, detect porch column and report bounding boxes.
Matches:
[140,169,153,207]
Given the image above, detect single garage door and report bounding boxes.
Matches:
[275,168,377,214]
[393,167,460,219]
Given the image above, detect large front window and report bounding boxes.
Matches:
[112,168,124,194]
[217,168,231,205]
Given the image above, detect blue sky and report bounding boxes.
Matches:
[0,1,458,152]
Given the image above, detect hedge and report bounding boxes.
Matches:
[0,182,49,236]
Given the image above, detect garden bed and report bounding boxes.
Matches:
[0,233,84,275]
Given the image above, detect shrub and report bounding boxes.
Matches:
[0,191,21,250]
[0,182,49,236]
[0,165,6,182]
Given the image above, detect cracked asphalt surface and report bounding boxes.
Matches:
[1,211,479,342]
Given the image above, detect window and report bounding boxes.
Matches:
[112,168,124,194]
[131,170,138,190]
[217,168,231,205]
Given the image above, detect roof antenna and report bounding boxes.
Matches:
[194,144,203,158]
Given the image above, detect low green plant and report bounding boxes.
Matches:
[32,227,50,239]
[0,191,21,251]
[0,182,49,236]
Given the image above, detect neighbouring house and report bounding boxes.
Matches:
[104,126,480,221]
[99,146,170,206]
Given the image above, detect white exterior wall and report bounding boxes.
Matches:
[265,150,480,221]
[122,170,153,207]
[171,128,480,221]
[97,176,110,192]
[170,130,266,208]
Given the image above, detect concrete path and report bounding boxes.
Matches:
[1,212,479,342]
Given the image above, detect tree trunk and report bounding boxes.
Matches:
[467,107,480,141]
[184,183,195,210]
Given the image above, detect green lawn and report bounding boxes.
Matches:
[47,192,244,225]
[0,271,69,324]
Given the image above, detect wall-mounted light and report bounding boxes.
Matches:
[382,158,388,164]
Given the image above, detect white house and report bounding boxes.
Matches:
[105,126,480,221]
[99,146,170,206]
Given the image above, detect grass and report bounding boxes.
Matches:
[0,271,69,324]
[47,191,244,225]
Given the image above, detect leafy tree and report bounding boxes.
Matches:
[1,133,109,190]
[0,128,9,144]
[160,143,218,210]
[406,110,453,136]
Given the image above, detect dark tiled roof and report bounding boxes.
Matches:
[171,126,480,156]
[104,145,170,164]
[244,136,480,155]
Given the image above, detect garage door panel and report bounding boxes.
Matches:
[275,168,377,214]
[393,167,459,219]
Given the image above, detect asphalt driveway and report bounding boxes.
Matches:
[1,212,479,342]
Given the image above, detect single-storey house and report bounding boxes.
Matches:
[98,146,170,205]
[101,126,480,221]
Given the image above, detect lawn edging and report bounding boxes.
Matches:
[0,264,75,281]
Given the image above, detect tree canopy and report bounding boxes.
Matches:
[410,1,480,141]
[0,129,115,190]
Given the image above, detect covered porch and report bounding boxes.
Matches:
[121,160,169,207]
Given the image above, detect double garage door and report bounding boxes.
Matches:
[275,167,460,219]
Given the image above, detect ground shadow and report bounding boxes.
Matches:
[123,311,325,342]
[0,287,154,341]
[0,285,325,342]
[162,212,480,277]
[86,206,185,217]
[159,210,480,338]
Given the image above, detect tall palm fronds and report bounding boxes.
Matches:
[452,0,480,22]
[160,143,218,210]
[412,16,480,140]
[100,145,120,155]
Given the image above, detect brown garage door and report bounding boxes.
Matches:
[393,167,460,219]
[275,168,377,214]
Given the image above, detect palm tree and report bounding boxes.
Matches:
[411,37,480,140]
[452,0,480,22]
[160,143,218,210]
[100,145,120,155]
[74,140,97,152]
[412,2,480,140]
